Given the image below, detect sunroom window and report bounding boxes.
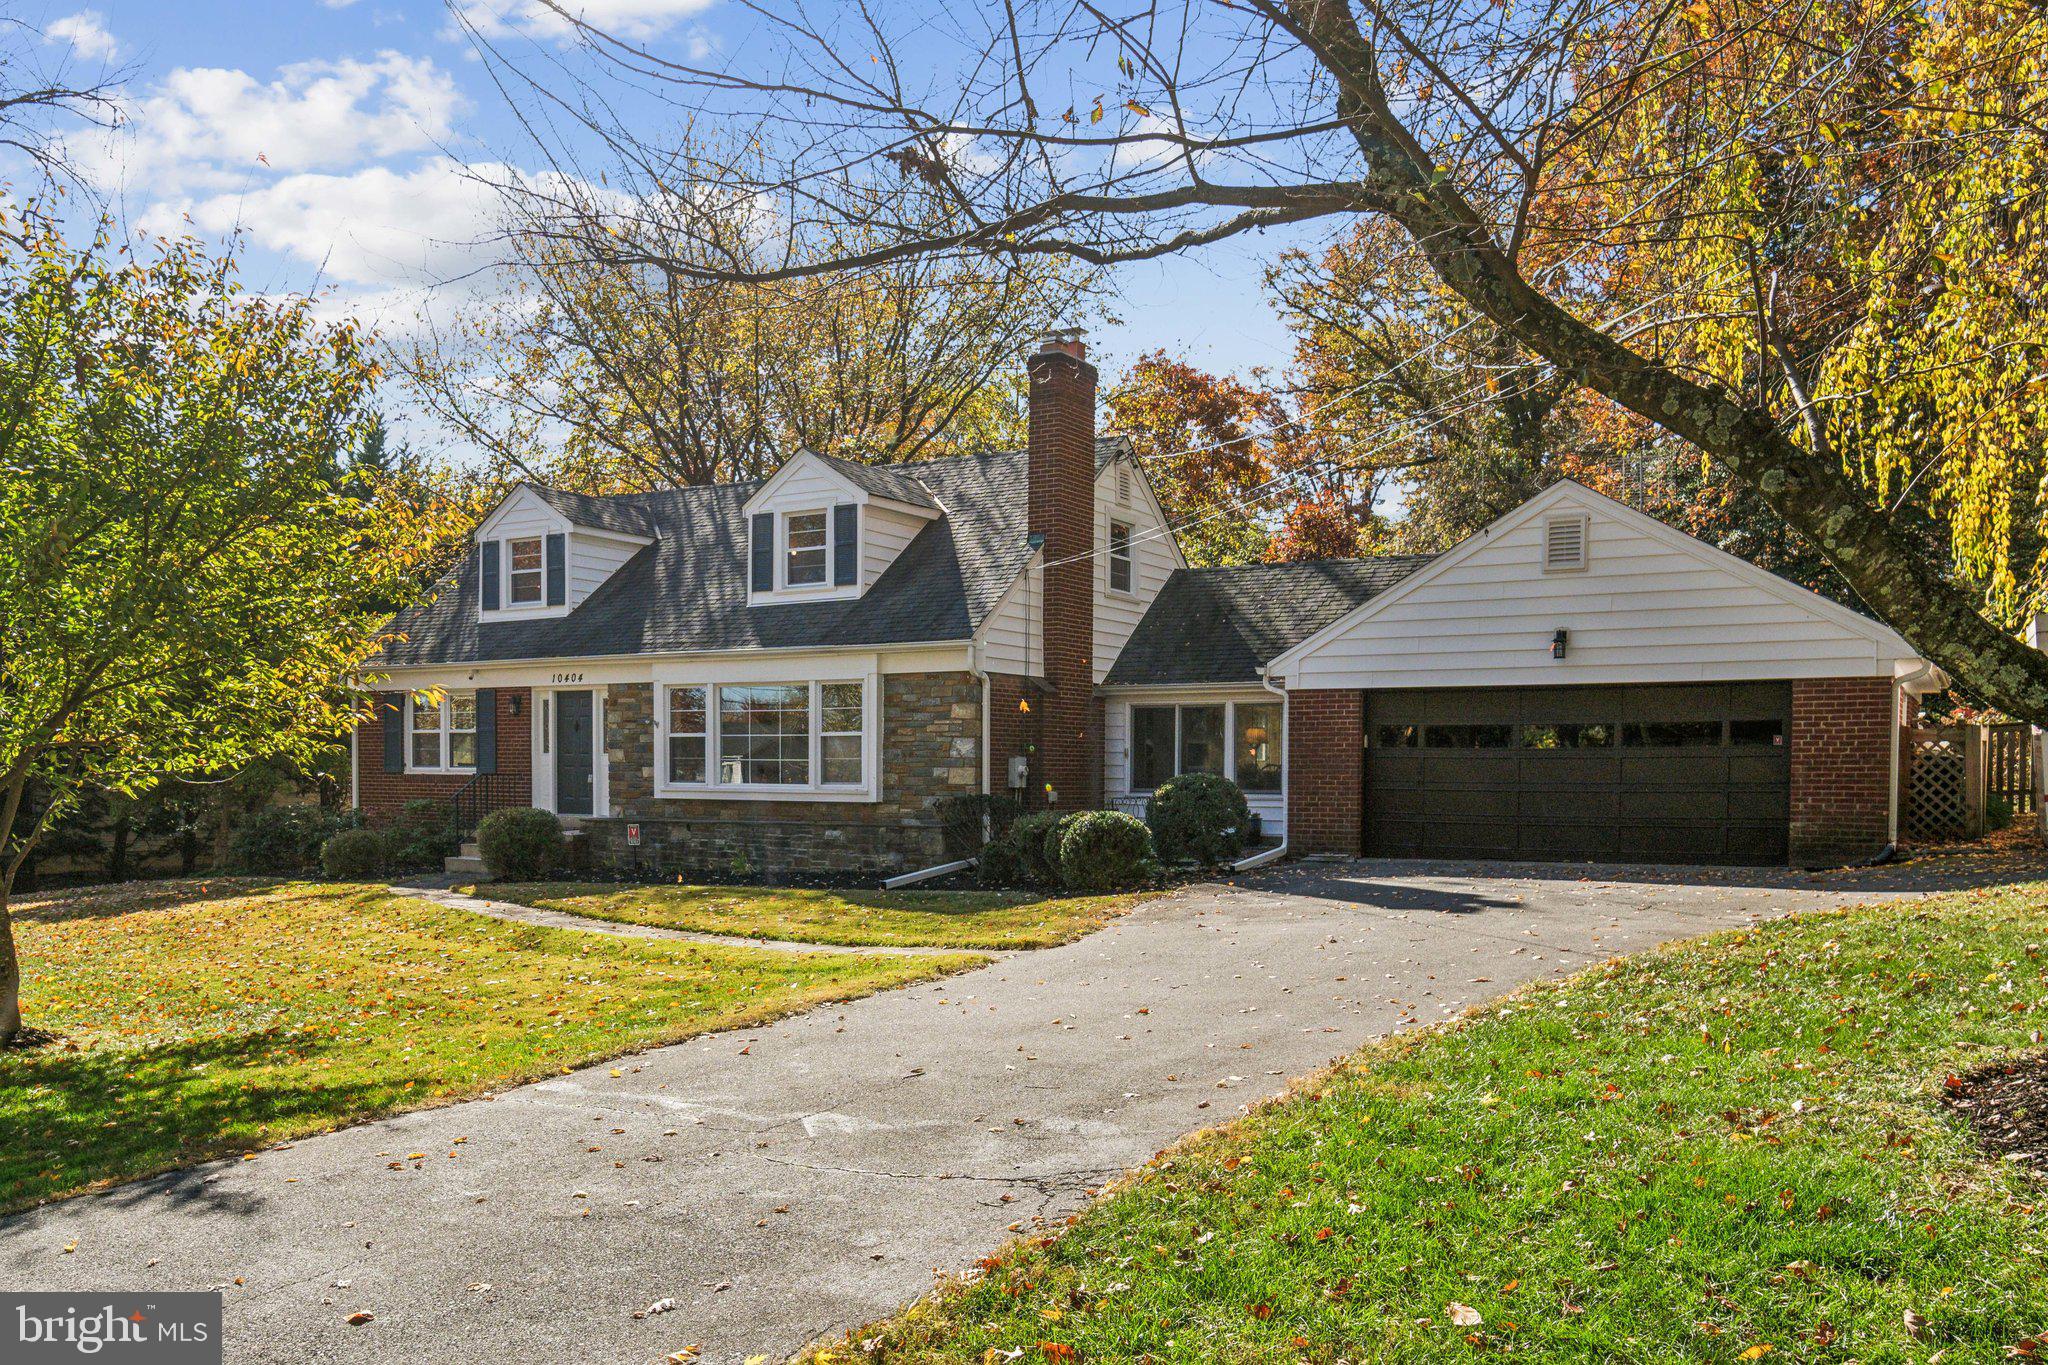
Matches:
[667,686,707,784]
[1131,700,1279,793]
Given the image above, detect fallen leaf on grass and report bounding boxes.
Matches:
[1737,1346,1772,1361]
[1905,1310,1929,1340]
[1448,1303,1483,1328]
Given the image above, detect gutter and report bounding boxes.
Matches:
[1229,667,1292,872]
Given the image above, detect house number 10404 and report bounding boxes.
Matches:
[549,672,585,683]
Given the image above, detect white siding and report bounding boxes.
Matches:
[569,530,641,607]
[1103,689,1287,837]
[752,459,850,511]
[863,504,926,586]
[979,555,1043,675]
[1093,461,1180,683]
[1286,490,1907,690]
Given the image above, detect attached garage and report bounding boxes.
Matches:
[1363,682,1790,864]
[1267,481,1946,868]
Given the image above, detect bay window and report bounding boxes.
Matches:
[1129,699,1282,793]
[409,689,477,772]
[662,679,868,794]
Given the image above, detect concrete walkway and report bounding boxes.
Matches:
[2,862,1962,1365]
[394,881,953,958]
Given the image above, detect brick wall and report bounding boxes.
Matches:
[1287,688,1363,855]
[986,672,1046,810]
[1028,342,1102,810]
[587,672,982,877]
[355,687,532,821]
[1789,675,1896,867]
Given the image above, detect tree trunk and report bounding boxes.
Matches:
[0,898,19,1047]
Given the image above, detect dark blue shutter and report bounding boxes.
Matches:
[381,693,405,773]
[833,503,858,585]
[545,533,566,606]
[751,513,774,591]
[474,688,498,774]
[479,539,500,611]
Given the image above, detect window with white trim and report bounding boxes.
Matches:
[508,536,545,603]
[785,511,828,586]
[409,689,477,772]
[660,680,867,792]
[1129,700,1280,793]
[667,686,707,784]
[1108,520,1134,592]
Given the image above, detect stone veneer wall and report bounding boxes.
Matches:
[586,671,983,878]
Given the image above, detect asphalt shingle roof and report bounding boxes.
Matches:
[372,441,1129,668]
[524,484,659,538]
[1103,555,1437,686]
[808,452,941,510]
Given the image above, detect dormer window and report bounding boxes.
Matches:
[785,511,829,586]
[508,536,546,604]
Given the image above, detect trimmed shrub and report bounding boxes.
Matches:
[476,807,563,881]
[383,798,462,872]
[1006,811,1066,886]
[227,804,358,875]
[1056,810,1155,892]
[1149,772,1252,866]
[974,837,1027,889]
[320,828,389,879]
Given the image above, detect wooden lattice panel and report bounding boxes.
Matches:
[1907,734,1970,839]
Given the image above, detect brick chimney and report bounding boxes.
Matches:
[1027,328,1101,808]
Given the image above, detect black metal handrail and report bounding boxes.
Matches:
[450,770,520,836]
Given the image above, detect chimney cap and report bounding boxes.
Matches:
[1032,327,1087,362]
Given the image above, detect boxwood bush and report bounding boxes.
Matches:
[1056,810,1156,892]
[1148,772,1252,867]
[476,807,563,881]
[320,828,388,879]
[1004,811,1066,886]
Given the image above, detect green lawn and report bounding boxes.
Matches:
[478,882,1152,949]
[1,879,977,1214]
[807,885,2048,1364]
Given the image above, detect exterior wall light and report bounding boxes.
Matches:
[1552,628,1569,659]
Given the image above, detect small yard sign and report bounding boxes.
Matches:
[625,823,641,846]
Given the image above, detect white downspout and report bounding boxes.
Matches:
[1230,669,1292,871]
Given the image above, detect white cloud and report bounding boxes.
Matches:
[451,0,717,42]
[46,10,119,61]
[147,157,512,292]
[79,51,466,194]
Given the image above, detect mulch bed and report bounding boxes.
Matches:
[1941,1050,2048,1175]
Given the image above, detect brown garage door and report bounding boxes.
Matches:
[1364,682,1791,865]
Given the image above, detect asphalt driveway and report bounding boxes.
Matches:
[1,858,1985,1364]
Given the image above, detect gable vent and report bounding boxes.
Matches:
[1543,514,1589,572]
[1117,467,1133,506]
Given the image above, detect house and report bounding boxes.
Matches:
[356,334,1944,874]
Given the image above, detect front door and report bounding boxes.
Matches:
[554,690,595,816]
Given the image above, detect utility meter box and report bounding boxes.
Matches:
[1006,755,1029,789]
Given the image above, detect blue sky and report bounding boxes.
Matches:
[22,0,1327,457]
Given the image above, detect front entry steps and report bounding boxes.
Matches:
[444,840,485,877]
